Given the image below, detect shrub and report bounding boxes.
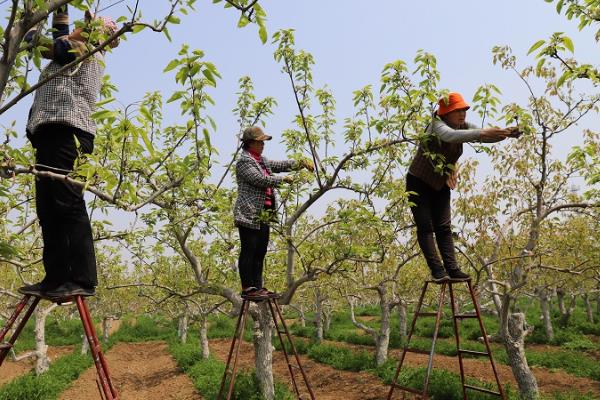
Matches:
[111,315,175,342]
[306,343,375,371]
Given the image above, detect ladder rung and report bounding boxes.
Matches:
[417,312,438,317]
[391,383,424,395]
[464,384,501,396]
[0,343,12,350]
[404,347,430,355]
[277,330,287,335]
[289,364,300,369]
[459,349,489,357]
[454,314,478,319]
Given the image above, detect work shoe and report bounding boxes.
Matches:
[446,267,471,281]
[258,288,281,299]
[429,265,449,283]
[18,282,50,297]
[45,282,96,299]
[241,287,268,300]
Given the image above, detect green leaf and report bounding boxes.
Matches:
[527,40,546,55]
[203,128,211,148]
[562,36,575,53]
[259,25,268,44]
[96,97,116,107]
[237,15,250,28]
[163,59,180,72]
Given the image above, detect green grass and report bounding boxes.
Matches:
[0,350,92,400]
[168,340,294,400]
[110,315,176,342]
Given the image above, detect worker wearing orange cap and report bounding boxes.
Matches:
[407,92,518,282]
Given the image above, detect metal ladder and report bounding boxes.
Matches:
[0,294,118,400]
[217,297,315,400]
[387,279,505,400]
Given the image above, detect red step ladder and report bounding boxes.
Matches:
[0,294,118,400]
[218,297,315,400]
[387,279,505,400]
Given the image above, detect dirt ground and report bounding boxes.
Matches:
[210,338,392,400]
[59,341,202,400]
[0,345,74,386]
[313,338,600,397]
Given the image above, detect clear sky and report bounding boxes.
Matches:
[3,0,599,179]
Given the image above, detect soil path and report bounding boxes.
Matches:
[0,346,74,386]
[210,339,391,400]
[59,341,202,400]
[315,338,600,397]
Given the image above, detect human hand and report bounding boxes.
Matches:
[301,159,315,172]
[446,164,459,190]
[479,128,511,143]
[506,126,523,138]
[283,175,294,184]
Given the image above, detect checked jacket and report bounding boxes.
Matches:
[234,149,298,230]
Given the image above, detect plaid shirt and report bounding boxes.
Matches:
[26,7,104,136]
[234,149,297,229]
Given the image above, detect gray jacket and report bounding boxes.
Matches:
[234,149,297,229]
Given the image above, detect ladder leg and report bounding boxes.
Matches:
[448,283,468,400]
[269,299,315,400]
[0,296,40,366]
[467,281,506,400]
[423,282,447,397]
[387,281,430,400]
[217,299,249,400]
[76,296,118,400]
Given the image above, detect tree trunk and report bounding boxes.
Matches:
[315,289,324,342]
[34,306,54,375]
[556,288,566,315]
[559,293,576,327]
[102,317,112,343]
[200,316,209,359]
[178,312,189,344]
[583,294,594,324]
[536,289,554,341]
[253,302,274,400]
[397,299,408,341]
[298,305,306,328]
[81,333,90,355]
[503,312,538,400]
[323,308,332,333]
[375,307,390,366]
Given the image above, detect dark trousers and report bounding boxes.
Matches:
[406,173,458,271]
[237,224,270,289]
[29,124,97,288]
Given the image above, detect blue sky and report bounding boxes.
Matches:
[3,0,599,178]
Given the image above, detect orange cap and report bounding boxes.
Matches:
[437,92,470,116]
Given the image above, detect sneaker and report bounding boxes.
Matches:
[429,265,450,283]
[45,282,96,299]
[446,268,471,281]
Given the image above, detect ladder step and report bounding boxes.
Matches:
[416,312,438,317]
[391,383,423,395]
[404,347,430,355]
[454,314,478,319]
[0,343,12,350]
[464,384,501,396]
[459,349,489,357]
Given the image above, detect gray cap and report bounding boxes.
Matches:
[242,126,272,142]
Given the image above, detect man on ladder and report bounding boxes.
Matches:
[0,7,121,400]
[18,5,119,299]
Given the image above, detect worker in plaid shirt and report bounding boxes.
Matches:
[18,6,119,299]
[234,126,314,299]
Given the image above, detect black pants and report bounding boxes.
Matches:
[406,173,458,271]
[237,224,270,289]
[29,124,97,288]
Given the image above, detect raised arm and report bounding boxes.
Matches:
[430,118,510,144]
[237,158,286,189]
[263,158,298,173]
